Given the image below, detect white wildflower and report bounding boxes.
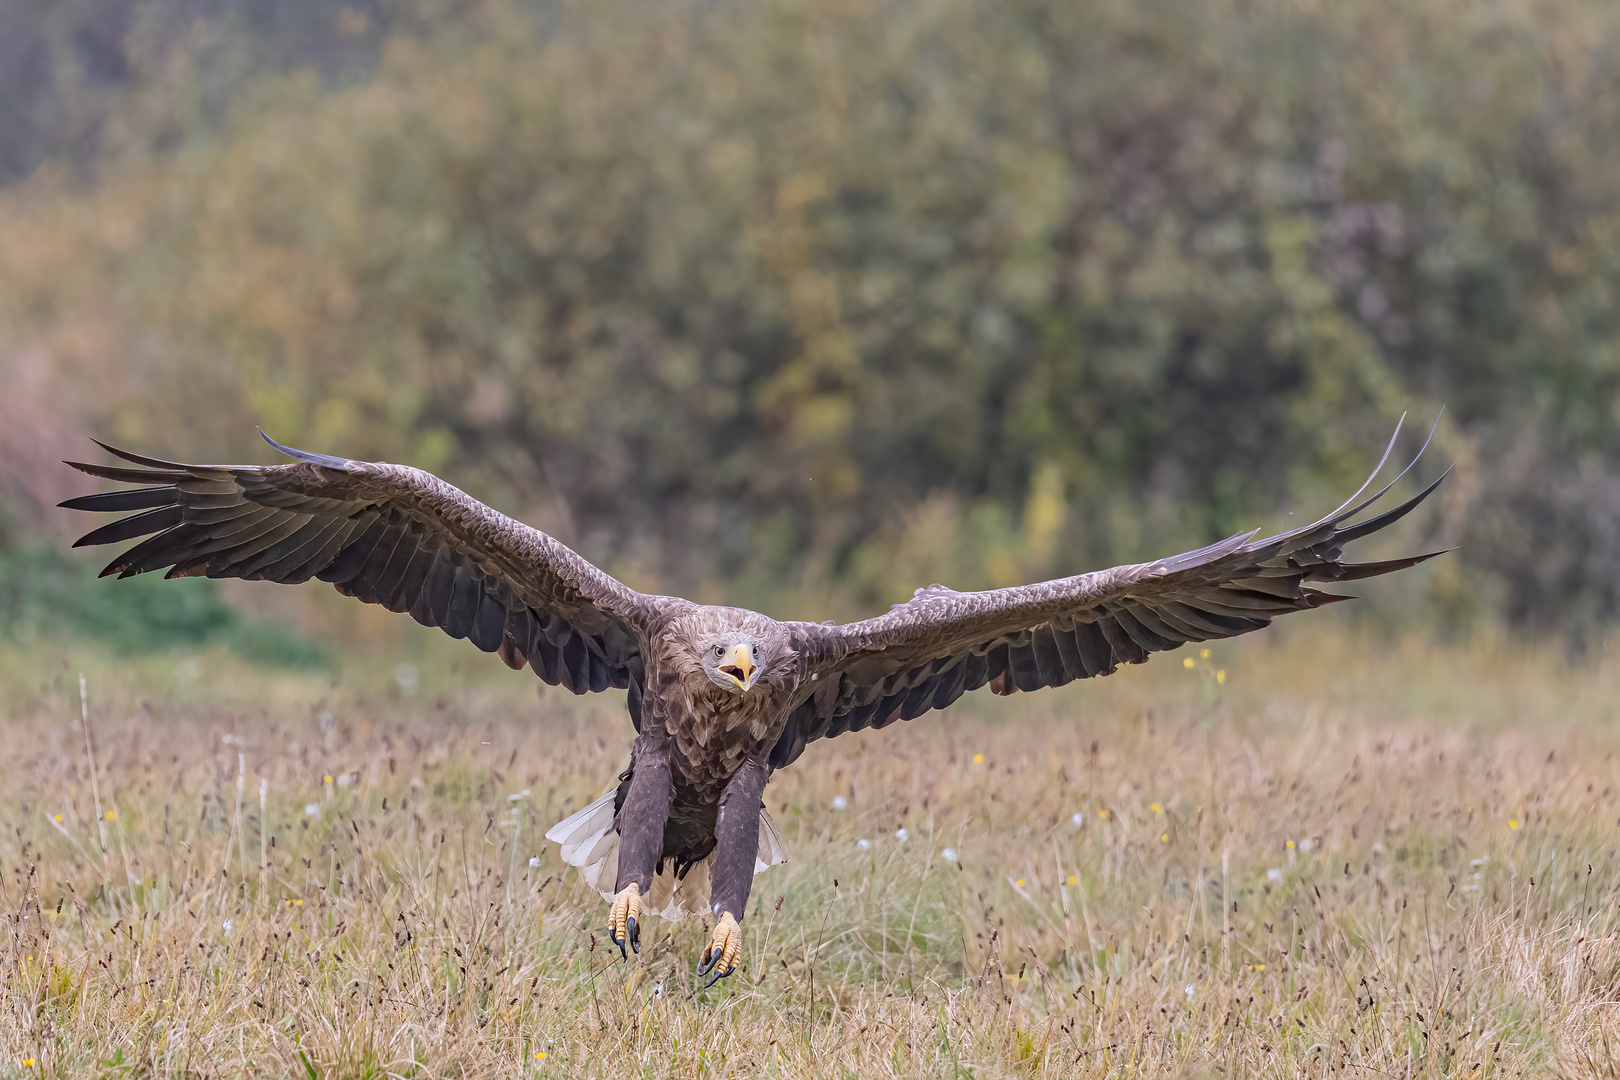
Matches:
[942,847,958,863]
[831,795,847,810]
[222,918,232,933]
[895,828,908,843]
[304,803,320,817]
[529,856,540,868]
[1267,868,1282,881]
[856,838,871,851]
[1071,812,1084,828]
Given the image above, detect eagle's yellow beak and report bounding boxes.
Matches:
[718,643,757,690]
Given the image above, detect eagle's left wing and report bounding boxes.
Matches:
[770,426,1445,769]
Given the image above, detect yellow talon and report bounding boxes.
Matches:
[609,883,642,958]
[697,910,742,986]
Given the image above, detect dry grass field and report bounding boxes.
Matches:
[4,622,1620,1078]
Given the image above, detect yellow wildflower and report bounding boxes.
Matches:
[1509,819,1519,831]
[1150,802,1163,814]
[104,810,117,821]
[1183,657,1194,669]
[1200,648,1211,659]
[1066,874,1079,886]
[972,753,984,764]
[1216,670,1227,685]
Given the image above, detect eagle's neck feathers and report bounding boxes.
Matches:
[647,609,801,795]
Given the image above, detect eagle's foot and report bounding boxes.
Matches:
[608,883,642,959]
[696,911,742,987]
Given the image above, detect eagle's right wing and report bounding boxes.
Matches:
[62,434,660,694]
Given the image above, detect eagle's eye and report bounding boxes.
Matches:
[714,645,724,658]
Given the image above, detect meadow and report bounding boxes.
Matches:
[3,621,1620,1078]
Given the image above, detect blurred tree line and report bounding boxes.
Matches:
[1,0,1617,642]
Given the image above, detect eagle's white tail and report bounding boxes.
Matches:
[545,789,790,920]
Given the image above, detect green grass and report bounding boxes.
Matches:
[3,623,1620,1077]
[0,546,330,670]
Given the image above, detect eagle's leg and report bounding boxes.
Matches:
[610,742,673,958]
[697,757,768,986]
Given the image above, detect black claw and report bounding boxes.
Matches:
[610,926,627,960]
[696,949,735,987]
[627,916,640,955]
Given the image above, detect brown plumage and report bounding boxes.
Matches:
[62,424,1445,984]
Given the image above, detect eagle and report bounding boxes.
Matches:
[62,424,1443,985]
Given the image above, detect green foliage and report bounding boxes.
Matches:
[3,0,1617,633]
[0,547,330,668]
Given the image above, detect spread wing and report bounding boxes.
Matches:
[61,434,656,694]
[770,424,1446,769]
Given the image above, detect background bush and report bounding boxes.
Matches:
[2,0,1617,642]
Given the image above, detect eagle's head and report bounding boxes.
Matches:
[682,609,786,696]
[700,634,763,693]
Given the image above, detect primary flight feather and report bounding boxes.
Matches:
[62,423,1445,984]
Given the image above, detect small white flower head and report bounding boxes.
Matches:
[222,918,232,933]
[1267,868,1283,881]
[856,838,871,851]
[894,828,908,843]
[1371,841,1387,854]
[304,803,320,817]
[529,855,540,868]
[395,662,419,695]
[942,847,958,863]
[508,792,524,801]
[1071,811,1085,829]
[410,777,424,788]
[831,795,848,810]
[336,773,351,788]
[1185,983,1195,998]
